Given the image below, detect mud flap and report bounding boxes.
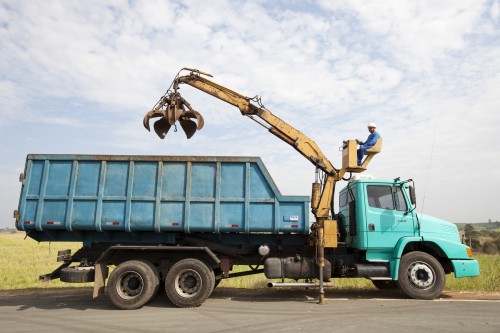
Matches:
[93,263,107,298]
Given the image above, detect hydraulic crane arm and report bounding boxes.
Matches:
[145,69,338,177]
[142,68,374,219]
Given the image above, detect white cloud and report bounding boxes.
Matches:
[0,0,499,227]
[492,0,500,20]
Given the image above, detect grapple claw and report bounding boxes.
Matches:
[143,110,162,132]
[143,91,204,139]
[182,111,204,130]
[179,119,197,139]
[153,117,171,139]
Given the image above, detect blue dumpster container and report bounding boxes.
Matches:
[16,155,310,241]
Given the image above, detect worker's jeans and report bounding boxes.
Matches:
[357,147,367,166]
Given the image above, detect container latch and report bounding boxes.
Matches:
[13,210,20,222]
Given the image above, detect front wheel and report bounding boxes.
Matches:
[397,251,445,300]
[165,258,215,308]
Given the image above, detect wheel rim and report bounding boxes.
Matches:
[174,268,202,298]
[407,261,435,289]
[116,271,144,299]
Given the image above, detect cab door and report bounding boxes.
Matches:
[364,185,416,251]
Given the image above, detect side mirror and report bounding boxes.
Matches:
[409,186,416,206]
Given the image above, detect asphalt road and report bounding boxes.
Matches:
[1,288,499,333]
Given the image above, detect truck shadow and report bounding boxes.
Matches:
[206,287,427,303]
[0,288,116,311]
[0,287,452,311]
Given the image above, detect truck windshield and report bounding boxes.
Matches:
[367,185,407,212]
[339,191,347,208]
[339,186,356,208]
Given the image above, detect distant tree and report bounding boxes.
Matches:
[464,224,477,243]
[479,229,492,237]
[482,241,498,255]
[464,224,475,235]
[463,224,479,249]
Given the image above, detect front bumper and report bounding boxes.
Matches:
[451,259,480,278]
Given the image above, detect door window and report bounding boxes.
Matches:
[394,187,408,211]
[367,185,407,211]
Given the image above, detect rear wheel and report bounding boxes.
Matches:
[165,258,215,308]
[107,260,159,310]
[397,251,445,300]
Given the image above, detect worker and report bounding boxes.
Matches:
[356,122,380,166]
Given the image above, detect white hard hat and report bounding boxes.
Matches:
[368,122,377,128]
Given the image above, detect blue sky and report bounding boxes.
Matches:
[1,0,499,228]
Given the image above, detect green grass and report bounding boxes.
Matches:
[1,232,498,292]
[0,232,91,289]
[445,254,500,292]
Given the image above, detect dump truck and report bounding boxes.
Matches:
[14,68,479,309]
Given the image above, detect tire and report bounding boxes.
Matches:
[165,258,215,308]
[107,260,160,310]
[60,266,103,283]
[397,251,445,300]
[371,280,399,290]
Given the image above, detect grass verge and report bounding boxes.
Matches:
[0,233,92,289]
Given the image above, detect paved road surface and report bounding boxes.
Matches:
[1,288,499,332]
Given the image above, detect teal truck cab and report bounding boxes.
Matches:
[337,175,479,299]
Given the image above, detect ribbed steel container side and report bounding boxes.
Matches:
[17,155,310,237]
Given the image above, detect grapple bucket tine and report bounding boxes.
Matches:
[193,111,204,130]
[183,111,204,130]
[179,119,197,139]
[143,110,162,132]
[153,117,172,139]
[143,114,151,131]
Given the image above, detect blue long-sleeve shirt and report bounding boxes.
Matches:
[360,131,380,148]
